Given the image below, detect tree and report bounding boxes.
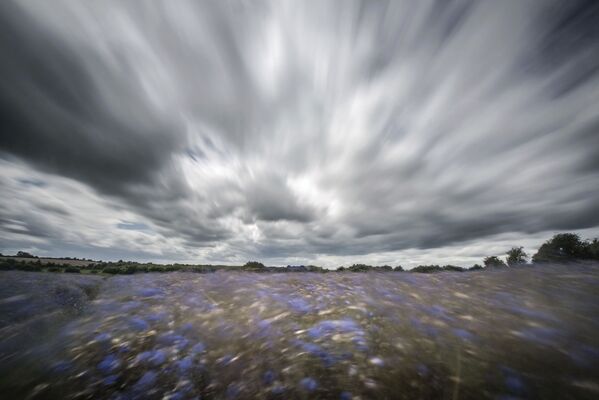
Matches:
[348,264,372,272]
[394,265,404,272]
[506,247,528,266]
[410,265,443,273]
[483,256,507,268]
[442,265,465,272]
[589,238,599,260]
[469,264,483,271]
[532,233,589,263]
[243,261,266,271]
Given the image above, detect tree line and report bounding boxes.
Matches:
[1,232,598,275]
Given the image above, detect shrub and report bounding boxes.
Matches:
[506,247,528,266]
[348,264,372,272]
[394,265,404,272]
[469,264,483,271]
[121,266,137,274]
[483,256,507,268]
[16,263,42,272]
[411,265,443,273]
[64,266,81,273]
[243,261,266,270]
[103,267,121,274]
[0,260,16,270]
[442,265,465,272]
[47,267,61,272]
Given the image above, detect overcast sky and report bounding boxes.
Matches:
[1,0,599,268]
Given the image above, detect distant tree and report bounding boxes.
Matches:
[483,256,507,268]
[411,265,443,273]
[243,261,266,271]
[17,251,35,258]
[375,265,393,272]
[306,265,325,272]
[589,238,599,260]
[506,247,528,266]
[336,266,346,271]
[348,264,372,272]
[442,265,465,272]
[469,264,483,271]
[394,265,404,272]
[532,233,590,263]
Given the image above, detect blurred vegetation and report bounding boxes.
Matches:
[483,256,507,269]
[506,247,528,266]
[2,232,598,275]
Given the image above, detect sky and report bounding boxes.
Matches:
[1,0,599,268]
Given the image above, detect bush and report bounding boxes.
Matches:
[64,266,81,273]
[483,256,507,268]
[442,265,465,272]
[394,265,404,272]
[243,261,266,271]
[411,265,443,273]
[0,260,16,270]
[103,267,121,274]
[48,267,61,272]
[506,247,528,266]
[121,266,137,274]
[348,264,372,272]
[469,264,483,271]
[16,263,42,272]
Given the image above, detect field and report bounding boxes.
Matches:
[0,266,598,399]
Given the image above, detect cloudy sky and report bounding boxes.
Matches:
[1,0,599,268]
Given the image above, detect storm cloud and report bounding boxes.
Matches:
[1,0,599,267]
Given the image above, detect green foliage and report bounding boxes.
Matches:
[483,256,507,268]
[393,265,404,272]
[47,267,61,272]
[0,259,16,270]
[532,233,594,263]
[243,261,266,271]
[64,266,81,273]
[410,265,443,273]
[506,247,528,266]
[336,266,346,271]
[589,239,599,260]
[442,265,465,272]
[15,262,42,272]
[469,264,483,271]
[348,264,372,272]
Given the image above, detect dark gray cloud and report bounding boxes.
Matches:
[1,0,599,266]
